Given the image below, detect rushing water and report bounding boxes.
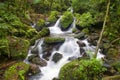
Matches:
[26,16,104,80]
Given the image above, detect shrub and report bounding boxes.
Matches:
[59,59,106,80]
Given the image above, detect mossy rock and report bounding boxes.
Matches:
[26,28,37,38]
[44,37,65,44]
[4,62,30,80]
[81,28,89,34]
[59,59,106,80]
[35,19,45,31]
[30,27,50,45]
[8,36,30,59]
[60,11,73,31]
[48,11,59,23]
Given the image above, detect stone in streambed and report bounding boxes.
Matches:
[28,55,47,66]
[28,64,41,75]
[77,40,86,47]
[44,37,65,44]
[52,53,63,63]
[74,32,85,40]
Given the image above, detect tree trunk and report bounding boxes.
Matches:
[94,0,110,58]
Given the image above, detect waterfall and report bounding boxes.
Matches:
[26,14,104,80]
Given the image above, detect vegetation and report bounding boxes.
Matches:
[4,62,30,80]
[0,0,120,80]
[60,11,73,30]
[59,59,106,80]
[44,37,65,44]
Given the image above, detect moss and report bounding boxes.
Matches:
[35,19,45,31]
[4,62,30,80]
[48,11,59,23]
[60,11,73,30]
[30,27,50,45]
[44,37,65,44]
[0,38,9,57]
[9,36,30,59]
[82,28,89,34]
[26,28,37,38]
[112,61,120,73]
[59,59,106,80]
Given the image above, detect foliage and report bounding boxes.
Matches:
[36,19,45,27]
[60,11,73,30]
[44,37,65,44]
[48,11,59,23]
[75,12,95,28]
[8,36,30,59]
[30,27,50,45]
[59,59,106,80]
[4,62,30,80]
[0,38,9,57]
[112,61,120,73]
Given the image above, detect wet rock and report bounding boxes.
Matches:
[77,41,86,47]
[52,53,63,63]
[28,64,41,75]
[74,32,85,40]
[42,51,52,60]
[68,56,77,61]
[87,35,98,46]
[31,46,39,54]
[28,55,47,66]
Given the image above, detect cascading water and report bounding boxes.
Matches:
[26,14,104,80]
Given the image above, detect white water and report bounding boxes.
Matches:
[27,16,104,80]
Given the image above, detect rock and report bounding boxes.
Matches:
[77,41,86,47]
[44,37,65,44]
[68,56,77,61]
[42,51,52,60]
[28,55,47,66]
[31,46,39,54]
[87,35,98,46]
[28,64,41,75]
[52,53,63,63]
[74,32,85,40]
[60,11,73,31]
[35,19,45,32]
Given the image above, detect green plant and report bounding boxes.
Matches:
[59,59,106,80]
[5,62,30,80]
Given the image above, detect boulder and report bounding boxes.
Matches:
[74,32,85,40]
[31,46,39,54]
[52,53,63,63]
[28,55,47,66]
[28,64,41,75]
[77,41,86,47]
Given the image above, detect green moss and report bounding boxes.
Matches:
[48,11,59,23]
[26,29,37,38]
[30,27,50,45]
[59,59,106,80]
[4,62,30,80]
[0,38,9,57]
[9,36,30,59]
[60,11,73,30]
[82,28,89,34]
[44,37,65,44]
[36,19,45,27]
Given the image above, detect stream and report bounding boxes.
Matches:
[25,16,104,80]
